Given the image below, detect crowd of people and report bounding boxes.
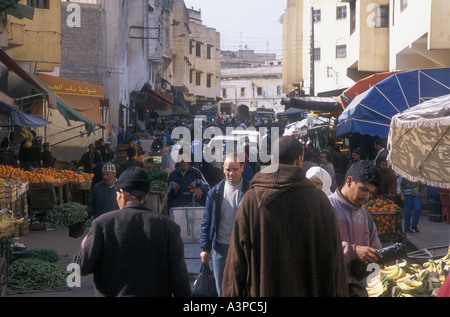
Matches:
[2,115,447,297]
[70,120,433,297]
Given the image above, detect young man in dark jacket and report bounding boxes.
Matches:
[200,153,249,296]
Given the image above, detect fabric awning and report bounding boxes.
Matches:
[0,101,50,128]
[0,49,56,107]
[139,90,173,111]
[0,0,34,20]
[334,71,403,109]
[0,49,98,134]
[37,73,105,125]
[337,67,450,137]
[281,96,342,114]
[31,75,99,135]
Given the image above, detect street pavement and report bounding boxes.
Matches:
[4,209,449,297]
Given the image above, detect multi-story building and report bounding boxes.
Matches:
[172,0,221,115]
[221,50,278,68]
[282,0,355,96]
[388,0,449,71]
[220,63,283,120]
[282,0,450,96]
[0,0,64,155]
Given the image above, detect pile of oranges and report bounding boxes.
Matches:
[364,197,402,238]
[364,197,399,212]
[0,166,93,184]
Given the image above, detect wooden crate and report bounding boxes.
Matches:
[4,185,17,203]
[29,222,49,231]
[27,186,57,213]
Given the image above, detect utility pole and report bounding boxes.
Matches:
[310,7,315,97]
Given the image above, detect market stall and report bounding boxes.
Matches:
[0,166,93,236]
[336,67,450,138]
[365,94,450,297]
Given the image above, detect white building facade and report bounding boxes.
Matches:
[219,65,284,119]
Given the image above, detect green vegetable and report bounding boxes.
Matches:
[7,259,69,294]
[44,202,90,229]
[147,169,168,191]
[31,249,59,263]
[147,169,168,183]
[150,180,168,191]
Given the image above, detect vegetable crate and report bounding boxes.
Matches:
[364,197,402,241]
[370,211,402,240]
[27,183,57,213]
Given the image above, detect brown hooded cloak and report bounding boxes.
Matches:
[222,164,348,297]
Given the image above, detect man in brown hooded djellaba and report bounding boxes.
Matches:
[222,136,348,297]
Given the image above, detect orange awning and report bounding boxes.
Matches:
[38,74,105,125]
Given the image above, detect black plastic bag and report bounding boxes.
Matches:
[377,242,407,265]
[68,219,87,238]
[351,242,408,281]
[192,263,218,297]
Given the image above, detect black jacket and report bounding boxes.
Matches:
[200,178,249,252]
[73,202,191,297]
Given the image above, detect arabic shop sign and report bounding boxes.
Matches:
[38,73,104,98]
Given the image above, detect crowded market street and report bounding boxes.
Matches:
[0,0,449,302]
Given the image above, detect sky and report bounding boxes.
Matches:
[183,0,286,59]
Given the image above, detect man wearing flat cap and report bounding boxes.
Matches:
[74,166,191,297]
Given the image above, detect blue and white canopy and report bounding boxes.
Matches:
[336,67,450,138]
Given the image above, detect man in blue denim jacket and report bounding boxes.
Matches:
[200,153,249,296]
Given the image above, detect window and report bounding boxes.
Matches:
[207,74,212,88]
[196,72,201,86]
[336,6,347,19]
[240,87,245,97]
[313,9,321,23]
[189,40,195,55]
[222,89,227,98]
[207,45,212,59]
[189,69,194,84]
[313,48,321,61]
[27,0,49,9]
[350,1,356,34]
[277,86,282,96]
[257,87,263,96]
[375,5,389,28]
[196,43,202,57]
[336,45,347,58]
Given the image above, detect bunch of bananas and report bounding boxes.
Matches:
[367,275,395,297]
[0,210,24,234]
[20,127,33,148]
[367,247,450,297]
